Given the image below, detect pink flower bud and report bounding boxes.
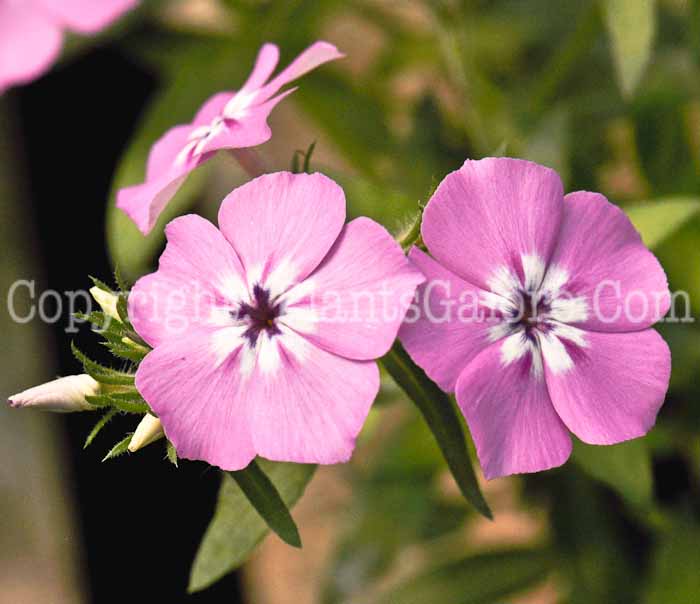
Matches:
[8,374,99,413]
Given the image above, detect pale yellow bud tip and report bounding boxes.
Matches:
[128,414,165,452]
[89,286,121,321]
[7,374,99,413]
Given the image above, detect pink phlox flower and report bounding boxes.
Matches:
[0,0,138,94]
[400,157,672,479]
[117,42,343,235]
[129,171,424,470]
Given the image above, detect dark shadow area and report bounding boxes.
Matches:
[17,45,243,604]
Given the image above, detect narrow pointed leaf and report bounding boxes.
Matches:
[625,197,700,249]
[604,0,656,97]
[378,549,550,604]
[380,342,491,518]
[189,461,315,593]
[229,459,302,548]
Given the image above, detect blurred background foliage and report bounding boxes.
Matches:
[2,0,700,602]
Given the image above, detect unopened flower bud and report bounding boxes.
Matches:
[7,374,99,413]
[128,414,164,452]
[90,286,120,321]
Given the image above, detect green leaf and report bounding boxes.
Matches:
[603,0,656,97]
[379,342,491,519]
[229,459,302,548]
[646,522,700,604]
[84,409,117,449]
[625,197,700,249]
[377,549,550,604]
[71,342,135,386]
[189,460,315,593]
[102,435,133,462]
[572,438,653,509]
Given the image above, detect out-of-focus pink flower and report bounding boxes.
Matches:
[128,171,424,470]
[400,157,671,480]
[117,42,343,235]
[8,374,99,412]
[0,0,139,94]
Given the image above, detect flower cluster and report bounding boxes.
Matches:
[7,41,671,487]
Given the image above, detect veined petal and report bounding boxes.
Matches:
[399,248,505,392]
[239,43,280,92]
[257,41,343,102]
[38,0,138,33]
[0,3,63,93]
[285,218,424,360]
[455,342,572,480]
[246,329,379,464]
[545,329,670,445]
[135,329,256,471]
[129,215,247,347]
[199,88,296,156]
[116,125,204,235]
[545,191,670,332]
[218,172,345,294]
[422,158,564,292]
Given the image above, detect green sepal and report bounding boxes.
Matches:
[86,391,150,414]
[166,440,179,467]
[71,342,136,386]
[102,435,133,462]
[291,140,317,174]
[84,408,118,449]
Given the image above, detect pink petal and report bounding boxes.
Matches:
[0,3,63,93]
[135,330,256,471]
[116,125,203,235]
[239,43,280,92]
[192,91,235,125]
[129,214,246,348]
[257,41,343,101]
[199,88,294,156]
[399,248,505,391]
[455,342,572,480]
[218,172,346,292]
[38,0,138,33]
[422,158,564,292]
[288,218,424,360]
[245,329,379,464]
[545,328,671,445]
[545,191,670,331]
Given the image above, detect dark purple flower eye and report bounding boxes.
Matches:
[127,171,424,471]
[399,157,671,480]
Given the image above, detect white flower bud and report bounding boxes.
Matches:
[128,414,165,452]
[90,286,120,321]
[7,374,99,413]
